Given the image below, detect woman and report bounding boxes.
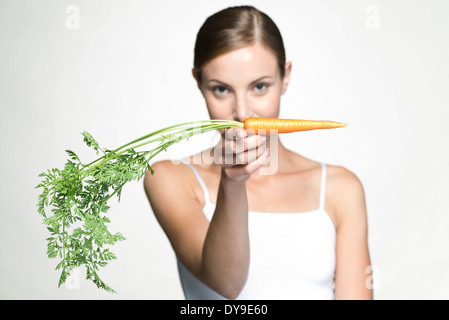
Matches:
[144,6,372,300]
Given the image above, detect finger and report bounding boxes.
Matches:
[237,144,266,165]
[227,147,269,175]
[249,134,267,150]
[225,127,247,141]
[243,147,270,174]
[235,134,266,153]
[221,133,266,159]
[231,139,266,165]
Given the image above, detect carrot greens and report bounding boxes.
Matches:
[36,119,242,293]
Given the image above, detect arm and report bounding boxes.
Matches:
[328,167,373,300]
[144,127,267,299]
[200,170,250,298]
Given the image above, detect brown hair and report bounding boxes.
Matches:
[193,6,286,81]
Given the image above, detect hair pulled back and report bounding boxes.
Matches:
[193,6,286,81]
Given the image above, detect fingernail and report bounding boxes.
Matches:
[265,148,270,156]
[239,131,245,138]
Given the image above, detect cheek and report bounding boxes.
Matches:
[203,94,232,119]
[254,89,282,117]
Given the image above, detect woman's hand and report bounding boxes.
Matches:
[216,126,268,181]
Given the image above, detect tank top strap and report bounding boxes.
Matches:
[181,159,212,207]
[319,163,327,210]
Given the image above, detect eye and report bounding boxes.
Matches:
[213,86,228,95]
[254,83,267,92]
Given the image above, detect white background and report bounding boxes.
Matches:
[1,0,448,299]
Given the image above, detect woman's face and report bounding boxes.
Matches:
[195,43,291,122]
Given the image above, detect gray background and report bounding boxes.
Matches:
[1,0,448,299]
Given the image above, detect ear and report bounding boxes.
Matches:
[192,68,202,91]
[281,61,292,95]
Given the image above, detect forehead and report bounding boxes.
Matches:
[201,43,279,84]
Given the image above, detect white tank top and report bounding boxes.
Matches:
[177,160,336,300]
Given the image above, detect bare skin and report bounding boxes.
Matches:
[144,43,373,299]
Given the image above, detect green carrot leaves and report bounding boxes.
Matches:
[36,119,243,293]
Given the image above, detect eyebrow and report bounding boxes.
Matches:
[207,76,273,87]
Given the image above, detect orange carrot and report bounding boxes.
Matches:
[243,117,347,134]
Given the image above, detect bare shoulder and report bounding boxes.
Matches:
[327,165,364,192]
[326,165,367,228]
[144,160,187,195]
[143,160,201,214]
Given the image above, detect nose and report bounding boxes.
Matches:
[233,92,249,121]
